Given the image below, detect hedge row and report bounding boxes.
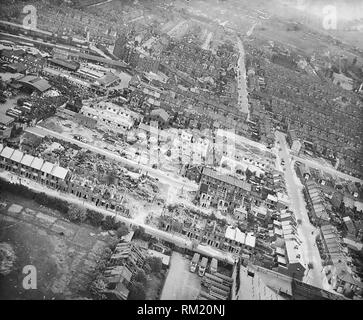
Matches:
[0,178,125,231]
[0,178,69,214]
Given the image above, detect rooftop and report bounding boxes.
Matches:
[51,165,69,179]
[30,157,44,170]
[20,154,34,166]
[0,146,14,159]
[236,265,286,300]
[96,73,119,86]
[225,226,246,244]
[17,75,52,92]
[285,240,304,266]
[41,161,54,174]
[10,149,23,163]
[202,167,251,192]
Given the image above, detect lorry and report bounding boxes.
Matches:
[190,253,200,273]
[198,257,208,277]
[210,258,218,274]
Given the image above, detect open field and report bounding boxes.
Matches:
[0,195,115,300]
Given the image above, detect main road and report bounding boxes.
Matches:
[275,131,326,289]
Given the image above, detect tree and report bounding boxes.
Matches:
[145,256,162,274]
[102,216,121,231]
[134,270,147,286]
[133,226,146,240]
[128,282,146,300]
[116,223,129,238]
[66,204,87,223]
[86,209,104,227]
[105,171,118,186]
[90,277,107,300]
[245,168,253,181]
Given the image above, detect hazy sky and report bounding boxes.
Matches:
[295,0,363,21]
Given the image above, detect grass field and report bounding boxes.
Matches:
[0,195,116,300]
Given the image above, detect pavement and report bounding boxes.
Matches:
[160,252,201,300]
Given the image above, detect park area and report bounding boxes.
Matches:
[0,197,116,300]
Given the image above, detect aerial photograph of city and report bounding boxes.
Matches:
[0,0,362,305]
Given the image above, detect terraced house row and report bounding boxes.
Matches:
[0,144,128,213]
[0,144,70,190]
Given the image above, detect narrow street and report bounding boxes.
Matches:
[275,131,326,289]
[292,154,362,184]
[25,126,198,192]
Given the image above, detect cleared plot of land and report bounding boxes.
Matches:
[160,252,201,300]
[0,200,115,300]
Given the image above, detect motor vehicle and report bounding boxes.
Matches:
[190,253,200,273]
[198,257,208,277]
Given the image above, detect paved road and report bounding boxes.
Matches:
[236,35,250,120]
[292,154,362,184]
[26,126,198,192]
[275,131,324,288]
[1,170,235,264]
[160,252,201,300]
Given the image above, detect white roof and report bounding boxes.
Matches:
[282,226,294,236]
[285,240,303,264]
[10,149,24,163]
[30,157,44,170]
[267,194,277,202]
[277,256,287,265]
[51,165,69,179]
[354,201,363,213]
[253,205,267,216]
[20,154,34,166]
[41,161,54,174]
[281,220,293,227]
[225,226,246,244]
[277,192,290,205]
[280,212,293,219]
[0,144,3,153]
[0,146,14,159]
[273,220,281,226]
[245,233,256,248]
[343,238,363,251]
[275,247,285,255]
